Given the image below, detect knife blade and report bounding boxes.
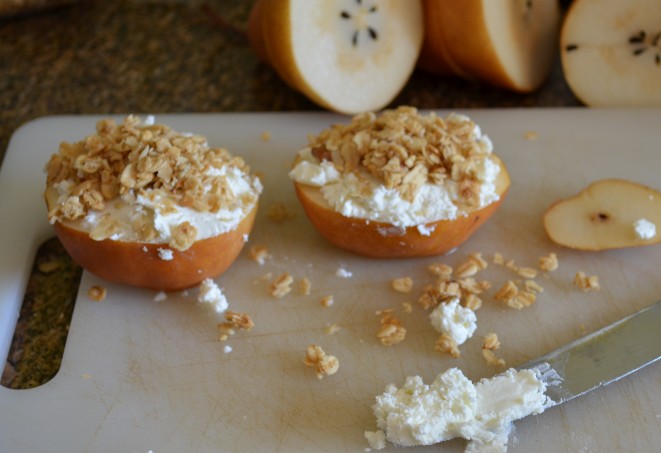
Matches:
[518,300,661,405]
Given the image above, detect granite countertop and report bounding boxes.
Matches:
[0,0,581,389]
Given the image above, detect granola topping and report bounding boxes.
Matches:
[45,116,262,250]
[289,107,500,228]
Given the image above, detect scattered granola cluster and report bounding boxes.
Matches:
[408,248,601,360]
[218,311,254,342]
[482,333,506,367]
[267,201,296,222]
[249,244,271,265]
[269,273,294,298]
[376,309,407,346]
[573,271,600,291]
[418,253,491,313]
[45,115,261,250]
[87,285,107,302]
[391,277,413,293]
[303,345,339,380]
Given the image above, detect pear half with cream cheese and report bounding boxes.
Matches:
[289,107,510,258]
[45,116,261,291]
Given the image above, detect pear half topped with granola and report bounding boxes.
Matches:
[289,107,510,258]
[45,116,262,291]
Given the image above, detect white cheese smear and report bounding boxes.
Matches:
[289,121,500,229]
[365,367,553,452]
[72,164,261,244]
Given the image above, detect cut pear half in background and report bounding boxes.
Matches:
[544,179,661,251]
[561,0,661,106]
[248,0,423,114]
[418,0,561,92]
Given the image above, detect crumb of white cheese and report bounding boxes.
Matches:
[153,291,167,302]
[633,218,656,240]
[157,247,174,261]
[429,297,477,346]
[336,267,353,278]
[364,430,386,450]
[197,278,228,313]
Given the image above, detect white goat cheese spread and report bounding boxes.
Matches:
[197,278,228,314]
[429,297,477,345]
[70,165,261,243]
[366,367,552,452]
[288,112,500,229]
[633,218,656,240]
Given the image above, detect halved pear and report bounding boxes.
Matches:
[45,186,258,292]
[561,0,661,106]
[248,0,424,114]
[418,0,561,92]
[544,179,661,251]
[293,156,511,258]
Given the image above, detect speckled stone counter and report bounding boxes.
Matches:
[0,0,581,388]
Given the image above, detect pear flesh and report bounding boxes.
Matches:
[249,0,424,114]
[544,179,661,251]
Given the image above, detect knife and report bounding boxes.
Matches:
[518,300,661,405]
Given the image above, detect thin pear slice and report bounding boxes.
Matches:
[561,0,661,106]
[248,0,423,114]
[544,179,661,251]
[418,0,561,92]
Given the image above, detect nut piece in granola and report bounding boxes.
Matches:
[391,277,414,293]
[299,277,312,295]
[320,295,334,307]
[376,309,407,346]
[87,285,107,302]
[494,280,536,309]
[573,271,600,292]
[544,179,661,251]
[289,107,511,258]
[482,333,506,366]
[270,273,294,298]
[435,333,460,358]
[267,202,296,222]
[249,245,271,265]
[303,345,339,380]
[454,253,488,278]
[538,252,559,272]
[218,311,254,341]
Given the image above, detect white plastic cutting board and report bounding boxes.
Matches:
[1,110,660,453]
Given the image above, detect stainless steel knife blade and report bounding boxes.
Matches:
[518,300,661,405]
